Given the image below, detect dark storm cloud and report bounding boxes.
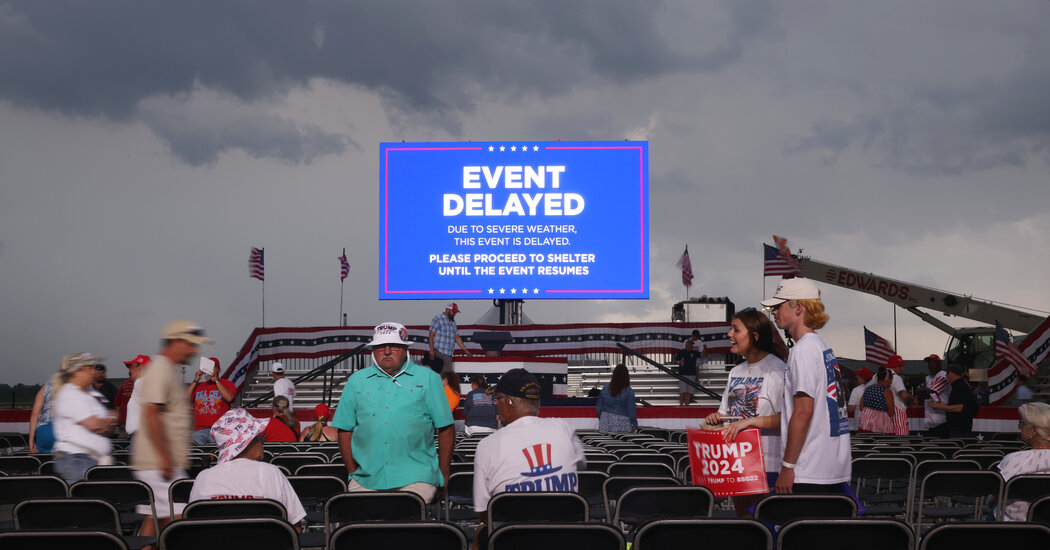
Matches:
[0,1,770,162]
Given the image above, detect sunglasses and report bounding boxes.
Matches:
[93,364,106,371]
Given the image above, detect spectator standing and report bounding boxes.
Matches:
[884,355,911,435]
[332,322,454,503]
[187,357,236,445]
[428,302,473,373]
[191,408,307,531]
[271,362,295,409]
[596,364,638,433]
[704,309,788,516]
[996,402,1050,521]
[263,396,300,442]
[761,278,851,496]
[916,354,951,438]
[858,368,896,434]
[92,363,118,406]
[132,320,212,540]
[1014,375,1034,405]
[473,368,586,548]
[674,339,702,406]
[52,352,117,484]
[463,375,498,436]
[301,404,339,442]
[847,368,874,417]
[442,371,462,412]
[929,364,979,437]
[114,355,149,435]
[28,375,58,453]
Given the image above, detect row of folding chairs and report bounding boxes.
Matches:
[6,517,1050,550]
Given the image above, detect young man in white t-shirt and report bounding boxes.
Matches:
[761,278,852,497]
[271,362,295,409]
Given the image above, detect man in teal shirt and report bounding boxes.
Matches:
[332,321,455,503]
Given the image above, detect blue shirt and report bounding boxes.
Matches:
[595,384,637,429]
[331,359,454,490]
[429,314,458,356]
[463,388,498,429]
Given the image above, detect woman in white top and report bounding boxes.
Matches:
[705,308,788,516]
[997,402,1050,521]
[52,352,117,485]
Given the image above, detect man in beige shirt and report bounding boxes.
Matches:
[132,320,213,539]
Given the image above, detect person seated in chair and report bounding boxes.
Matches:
[189,408,306,532]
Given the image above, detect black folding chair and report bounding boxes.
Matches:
[294,463,348,477]
[489,522,625,550]
[15,498,154,549]
[919,522,1050,550]
[0,475,67,527]
[324,491,427,545]
[85,465,136,481]
[752,494,857,526]
[632,518,772,550]
[613,485,713,537]
[329,521,466,550]
[778,518,912,550]
[70,480,158,537]
[601,476,681,523]
[0,529,129,550]
[487,492,589,532]
[443,471,475,521]
[851,457,913,518]
[158,517,300,550]
[0,456,41,476]
[183,498,287,520]
[1002,474,1050,521]
[916,470,1003,528]
[167,478,194,519]
[607,462,677,478]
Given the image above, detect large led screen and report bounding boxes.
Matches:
[379,141,649,300]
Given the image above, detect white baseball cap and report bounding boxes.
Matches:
[366,321,411,348]
[271,362,285,373]
[760,278,821,308]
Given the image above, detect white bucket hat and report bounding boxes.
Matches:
[210,408,269,463]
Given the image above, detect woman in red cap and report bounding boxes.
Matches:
[301,403,339,442]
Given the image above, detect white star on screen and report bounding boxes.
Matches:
[499,288,505,294]
[499,146,505,151]
[510,288,517,294]
[510,146,517,151]
[488,146,494,151]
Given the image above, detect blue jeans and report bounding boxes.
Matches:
[191,428,215,445]
[55,453,98,485]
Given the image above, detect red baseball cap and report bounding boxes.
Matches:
[924,354,941,362]
[856,368,874,381]
[886,355,906,369]
[123,354,151,367]
[314,404,331,420]
[446,302,460,314]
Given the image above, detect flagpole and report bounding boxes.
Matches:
[339,248,346,325]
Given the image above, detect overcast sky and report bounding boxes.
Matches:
[2,1,1049,384]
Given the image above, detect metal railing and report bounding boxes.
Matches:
[616,343,722,401]
[243,344,368,408]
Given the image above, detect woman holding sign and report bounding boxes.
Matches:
[704,309,788,516]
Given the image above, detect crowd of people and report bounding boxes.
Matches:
[20,284,1047,543]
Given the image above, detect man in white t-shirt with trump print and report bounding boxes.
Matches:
[762,278,852,498]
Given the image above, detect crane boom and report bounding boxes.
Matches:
[795,256,1043,333]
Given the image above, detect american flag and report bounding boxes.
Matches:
[676,246,693,288]
[996,321,1036,377]
[249,247,264,281]
[864,326,895,367]
[763,244,801,276]
[339,253,350,281]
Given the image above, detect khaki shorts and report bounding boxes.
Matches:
[679,375,699,394]
[347,478,438,503]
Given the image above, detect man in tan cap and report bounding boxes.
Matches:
[132,320,213,539]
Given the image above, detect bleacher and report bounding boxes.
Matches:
[2,429,1050,549]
